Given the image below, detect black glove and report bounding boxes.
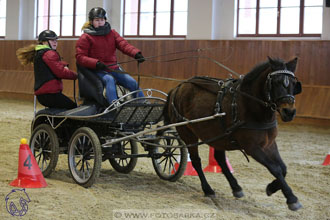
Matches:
[96,61,108,70]
[134,52,145,63]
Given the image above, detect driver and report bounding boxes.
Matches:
[16,30,78,109]
[76,7,145,105]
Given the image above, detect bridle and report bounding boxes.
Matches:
[233,69,298,112]
[265,69,297,107]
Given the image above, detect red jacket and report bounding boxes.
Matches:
[35,49,77,95]
[76,29,140,70]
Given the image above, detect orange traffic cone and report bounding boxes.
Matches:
[10,138,47,188]
[203,147,234,173]
[322,152,330,166]
[183,153,198,176]
[172,153,198,176]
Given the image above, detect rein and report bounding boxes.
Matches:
[109,46,235,66]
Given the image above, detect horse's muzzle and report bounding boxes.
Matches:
[279,107,296,122]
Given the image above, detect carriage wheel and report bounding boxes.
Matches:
[109,140,138,174]
[68,127,102,188]
[29,124,59,177]
[152,130,188,182]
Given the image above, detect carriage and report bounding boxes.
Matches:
[29,65,188,187]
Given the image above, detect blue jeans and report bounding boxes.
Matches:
[96,69,144,104]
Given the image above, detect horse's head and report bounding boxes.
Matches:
[266,57,302,122]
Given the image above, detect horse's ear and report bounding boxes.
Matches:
[267,56,278,69]
[267,56,275,65]
[286,57,298,72]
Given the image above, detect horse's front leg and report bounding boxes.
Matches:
[214,150,244,198]
[248,144,302,211]
[188,147,215,197]
[264,142,287,197]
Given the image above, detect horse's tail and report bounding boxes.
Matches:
[157,89,173,137]
[162,88,174,126]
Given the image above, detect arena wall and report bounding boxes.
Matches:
[0,40,329,124]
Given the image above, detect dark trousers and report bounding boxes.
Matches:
[37,93,77,109]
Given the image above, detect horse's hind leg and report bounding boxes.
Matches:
[189,146,215,197]
[249,143,302,211]
[176,126,215,197]
[214,150,244,198]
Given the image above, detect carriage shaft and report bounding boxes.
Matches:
[102,112,225,147]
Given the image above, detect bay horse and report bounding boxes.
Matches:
[163,57,302,211]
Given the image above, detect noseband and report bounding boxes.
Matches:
[265,69,297,108]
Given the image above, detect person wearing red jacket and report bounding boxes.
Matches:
[17,30,78,109]
[76,7,145,105]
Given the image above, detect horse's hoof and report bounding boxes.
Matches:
[288,201,303,211]
[266,185,273,196]
[233,190,244,198]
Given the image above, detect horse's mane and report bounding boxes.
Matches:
[242,58,284,86]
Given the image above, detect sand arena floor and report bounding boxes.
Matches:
[0,99,329,219]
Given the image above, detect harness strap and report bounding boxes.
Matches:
[170,86,189,122]
[240,120,277,130]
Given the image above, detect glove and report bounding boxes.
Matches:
[134,52,145,63]
[96,61,108,70]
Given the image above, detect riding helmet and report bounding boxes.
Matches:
[38,30,58,42]
[88,7,107,21]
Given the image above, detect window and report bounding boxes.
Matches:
[0,0,6,37]
[123,0,188,37]
[36,0,87,38]
[237,0,323,37]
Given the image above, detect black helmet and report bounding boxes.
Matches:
[38,30,58,42]
[88,7,107,21]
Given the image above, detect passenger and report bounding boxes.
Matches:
[76,7,145,105]
[16,30,78,109]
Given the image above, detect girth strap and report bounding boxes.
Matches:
[239,120,278,130]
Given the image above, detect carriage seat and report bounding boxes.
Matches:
[76,64,109,107]
[35,104,99,117]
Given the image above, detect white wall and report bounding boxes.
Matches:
[5,0,20,39]
[212,0,236,39]
[187,0,213,39]
[103,0,122,32]
[18,0,35,40]
[322,6,330,40]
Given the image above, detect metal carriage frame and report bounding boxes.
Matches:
[29,88,188,187]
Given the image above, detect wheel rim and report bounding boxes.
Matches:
[69,134,96,184]
[30,129,53,172]
[154,138,182,177]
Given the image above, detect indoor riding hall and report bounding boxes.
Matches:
[0,0,329,219]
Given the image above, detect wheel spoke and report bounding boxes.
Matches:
[157,156,167,165]
[74,144,82,156]
[169,157,174,174]
[35,152,42,159]
[41,156,48,170]
[76,158,82,167]
[37,153,42,164]
[162,157,169,173]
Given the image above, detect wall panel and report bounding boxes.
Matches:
[0,40,329,120]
